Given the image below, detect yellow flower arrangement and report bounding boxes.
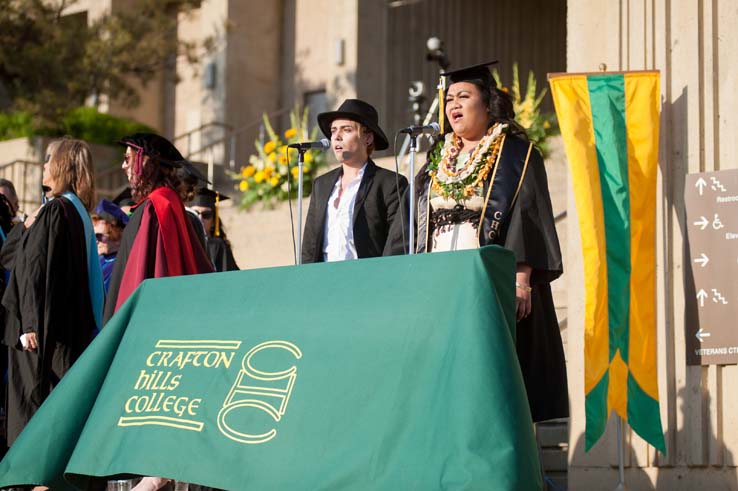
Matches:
[492,63,559,158]
[233,106,329,210]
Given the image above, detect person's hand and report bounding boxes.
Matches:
[24,204,44,228]
[516,264,533,321]
[21,332,39,351]
[132,477,171,491]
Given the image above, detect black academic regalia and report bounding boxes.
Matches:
[385,135,568,422]
[186,209,207,251]
[500,148,568,423]
[207,236,239,272]
[103,200,155,325]
[1,198,96,445]
[103,195,213,325]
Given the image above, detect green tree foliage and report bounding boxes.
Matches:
[0,0,211,130]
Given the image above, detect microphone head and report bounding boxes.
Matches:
[429,122,441,135]
[319,138,330,150]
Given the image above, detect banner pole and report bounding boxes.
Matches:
[615,415,626,490]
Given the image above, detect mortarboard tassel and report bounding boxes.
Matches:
[438,76,446,135]
[126,143,145,177]
[214,191,220,237]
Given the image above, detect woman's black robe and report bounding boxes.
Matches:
[1,198,95,445]
[385,135,568,422]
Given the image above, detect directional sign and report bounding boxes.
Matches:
[685,169,738,365]
[693,253,709,267]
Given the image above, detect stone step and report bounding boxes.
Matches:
[537,419,569,449]
[544,471,568,491]
[538,419,569,489]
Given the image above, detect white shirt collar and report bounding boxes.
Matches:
[322,162,368,262]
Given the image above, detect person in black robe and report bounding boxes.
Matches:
[0,193,17,456]
[1,138,101,446]
[177,161,210,253]
[103,133,213,325]
[188,188,239,272]
[384,61,567,423]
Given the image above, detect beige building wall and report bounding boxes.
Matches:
[566,1,738,489]
[172,0,283,171]
[289,0,359,109]
[224,0,282,164]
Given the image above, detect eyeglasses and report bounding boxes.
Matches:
[193,209,213,220]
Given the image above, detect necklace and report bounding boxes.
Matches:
[428,123,507,201]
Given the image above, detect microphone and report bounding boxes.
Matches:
[398,122,441,137]
[287,139,330,150]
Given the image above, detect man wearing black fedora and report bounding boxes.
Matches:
[301,99,408,263]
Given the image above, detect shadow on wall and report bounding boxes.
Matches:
[570,386,736,490]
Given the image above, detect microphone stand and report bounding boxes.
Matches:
[407,134,418,255]
[296,148,307,264]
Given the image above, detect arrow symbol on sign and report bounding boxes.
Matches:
[697,289,708,307]
[696,177,707,195]
[694,253,710,267]
[693,216,709,230]
[696,328,711,343]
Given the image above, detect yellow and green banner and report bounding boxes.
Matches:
[0,247,541,490]
[549,71,665,452]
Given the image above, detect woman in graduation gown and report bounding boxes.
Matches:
[103,133,213,324]
[189,188,239,272]
[1,138,104,445]
[384,61,568,423]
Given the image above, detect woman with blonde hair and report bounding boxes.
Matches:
[1,137,103,446]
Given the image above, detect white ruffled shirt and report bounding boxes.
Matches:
[322,163,367,262]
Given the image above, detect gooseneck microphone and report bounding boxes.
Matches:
[287,139,330,150]
[398,122,441,137]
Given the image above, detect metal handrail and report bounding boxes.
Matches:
[172,121,233,144]
[0,159,41,171]
[0,159,44,211]
[182,107,291,162]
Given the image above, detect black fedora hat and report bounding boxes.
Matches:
[317,99,389,151]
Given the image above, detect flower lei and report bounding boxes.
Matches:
[427,123,507,201]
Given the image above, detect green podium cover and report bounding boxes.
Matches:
[0,246,541,490]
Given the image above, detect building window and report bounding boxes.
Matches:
[304,90,328,133]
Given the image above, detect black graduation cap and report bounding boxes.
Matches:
[190,187,229,209]
[177,159,211,186]
[118,133,184,165]
[118,133,186,176]
[190,188,230,237]
[112,187,135,207]
[441,60,499,86]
